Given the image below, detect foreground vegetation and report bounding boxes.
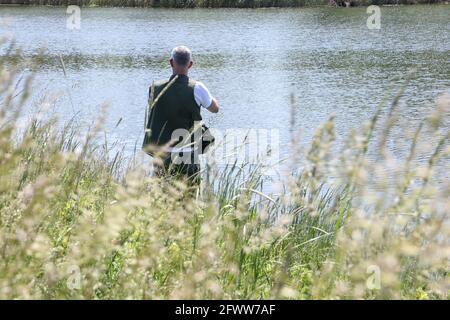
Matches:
[1,0,447,8]
[0,47,449,299]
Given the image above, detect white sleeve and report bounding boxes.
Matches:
[194,81,213,109]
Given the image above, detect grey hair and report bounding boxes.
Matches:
[170,46,192,67]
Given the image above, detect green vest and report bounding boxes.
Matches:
[144,75,202,149]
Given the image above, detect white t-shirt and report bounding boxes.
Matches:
[194,81,213,109]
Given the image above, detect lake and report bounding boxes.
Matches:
[0,5,449,182]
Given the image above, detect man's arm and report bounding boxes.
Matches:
[194,82,219,113]
[207,97,219,113]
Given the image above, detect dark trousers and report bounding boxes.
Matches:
[154,152,200,185]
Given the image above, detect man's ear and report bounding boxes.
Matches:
[169,59,174,67]
[188,61,193,69]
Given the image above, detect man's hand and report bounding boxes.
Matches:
[207,97,219,113]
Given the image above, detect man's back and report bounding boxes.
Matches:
[146,74,202,147]
[142,45,219,181]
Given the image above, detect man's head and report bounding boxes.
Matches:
[170,46,193,75]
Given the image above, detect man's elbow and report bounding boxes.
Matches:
[208,98,219,113]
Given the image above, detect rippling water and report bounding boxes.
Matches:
[1,6,449,180]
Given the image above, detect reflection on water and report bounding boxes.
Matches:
[1,6,449,182]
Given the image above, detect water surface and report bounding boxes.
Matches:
[1,6,449,180]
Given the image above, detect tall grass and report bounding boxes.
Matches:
[0,0,446,8]
[0,46,449,299]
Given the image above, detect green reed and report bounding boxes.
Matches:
[0,46,448,299]
[2,0,445,8]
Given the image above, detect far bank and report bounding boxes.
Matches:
[0,0,448,9]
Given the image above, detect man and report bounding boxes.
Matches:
[143,46,219,182]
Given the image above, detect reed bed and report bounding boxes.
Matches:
[0,46,449,299]
[0,0,445,8]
